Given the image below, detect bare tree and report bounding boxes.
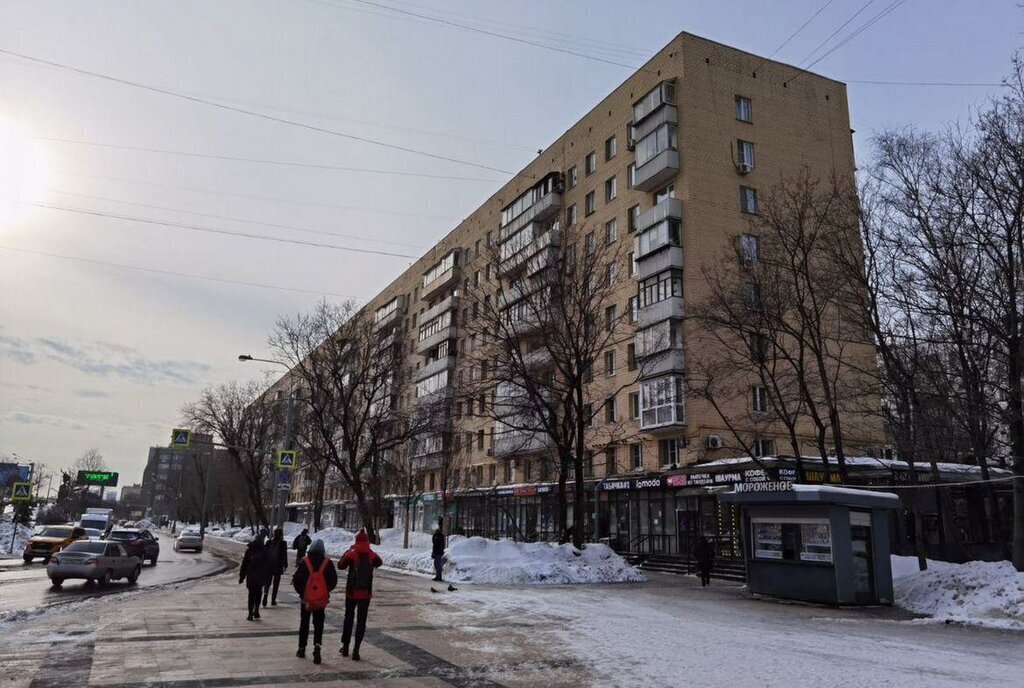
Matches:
[462,221,643,548]
[387,445,426,548]
[271,300,438,543]
[181,379,282,528]
[73,449,107,473]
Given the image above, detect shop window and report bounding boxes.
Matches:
[752,520,833,563]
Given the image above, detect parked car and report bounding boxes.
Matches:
[83,528,104,540]
[107,528,160,565]
[174,528,204,553]
[23,525,88,563]
[47,540,142,587]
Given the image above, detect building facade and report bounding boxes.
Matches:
[285,32,885,559]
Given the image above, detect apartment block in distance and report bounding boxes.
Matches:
[284,32,884,569]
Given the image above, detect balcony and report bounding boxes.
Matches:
[414,355,456,383]
[500,190,563,241]
[499,283,530,310]
[633,149,680,192]
[637,297,685,329]
[415,325,458,355]
[521,348,554,370]
[637,347,686,380]
[372,300,405,333]
[493,431,553,458]
[420,294,459,326]
[636,198,683,234]
[636,246,684,281]
[633,103,677,143]
[412,453,445,471]
[422,264,460,301]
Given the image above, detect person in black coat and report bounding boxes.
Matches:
[239,531,272,620]
[431,518,445,582]
[292,528,312,567]
[263,527,289,607]
[693,535,715,587]
[292,538,338,664]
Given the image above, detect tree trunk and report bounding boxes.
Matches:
[313,466,327,532]
[573,390,586,550]
[404,500,412,549]
[556,451,569,543]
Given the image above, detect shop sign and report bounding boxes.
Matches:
[665,475,689,487]
[537,485,553,494]
[514,486,538,497]
[734,481,793,493]
[634,477,664,490]
[495,487,515,496]
[802,469,842,484]
[713,472,742,484]
[686,472,715,486]
[603,480,631,491]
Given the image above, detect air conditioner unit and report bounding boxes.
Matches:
[706,435,724,450]
[737,162,753,174]
[626,138,637,151]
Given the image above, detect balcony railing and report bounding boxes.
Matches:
[633,149,680,192]
[499,190,563,242]
[415,325,458,355]
[422,264,460,301]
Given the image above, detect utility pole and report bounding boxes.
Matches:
[277,386,295,530]
[199,449,214,539]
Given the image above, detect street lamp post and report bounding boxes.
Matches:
[239,354,294,531]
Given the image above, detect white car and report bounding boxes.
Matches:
[83,528,104,540]
[47,540,142,587]
[174,528,204,553]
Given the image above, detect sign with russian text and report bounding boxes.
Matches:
[76,470,119,487]
[734,481,793,493]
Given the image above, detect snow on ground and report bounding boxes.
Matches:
[0,522,32,559]
[892,555,1024,631]
[308,526,643,584]
[134,518,155,530]
[205,521,307,543]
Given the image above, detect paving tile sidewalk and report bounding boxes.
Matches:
[0,538,585,688]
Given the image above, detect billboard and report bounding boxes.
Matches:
[0,463,31,487]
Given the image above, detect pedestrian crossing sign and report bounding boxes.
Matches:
[277,450,297,469]
[171,428,191,449]
[11,482,31,501]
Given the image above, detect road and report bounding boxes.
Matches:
[0,532,230,618]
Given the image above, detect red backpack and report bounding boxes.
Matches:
[303,557,331,611]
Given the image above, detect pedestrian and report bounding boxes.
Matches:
[431,518,445,582]
[338,529,382,661]
[292,528,312,567]
[694,534,715,587]
[292,538,337,665]
[239,531,272,620]
[264,527,289,607]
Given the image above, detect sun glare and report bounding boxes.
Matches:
[0,118,49,227]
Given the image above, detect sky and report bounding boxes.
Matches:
[0,0,1021,489]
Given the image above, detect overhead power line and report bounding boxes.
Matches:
[798,0,878,67]
[31,203,421,259]
[40,136,505,183]
[51,190,429,250]
[753,0,838,73]
[0,46,519,177]
[845,79,1004,87]
[0,245,362,298]
[801,0,910,74]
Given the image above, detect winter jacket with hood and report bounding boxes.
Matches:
[338,530,382,601]
[239,534,273,589]
[292,540,338,601]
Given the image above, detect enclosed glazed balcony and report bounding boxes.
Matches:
[635,198,683,234]
[637,297,684,329]
[420,294,459,326]
[499,173,564,242]
[415,324,457,355]
[636,245,683,281]
[639,374,686,433]
[414,355,457,383]
[492,430,553,458]
[372,295,406,333]
[633,149,680,192]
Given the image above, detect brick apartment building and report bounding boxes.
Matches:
[283,32,884,562]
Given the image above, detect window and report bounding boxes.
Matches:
[606,262,618,286]
[585,190,596,216]
[500,173,561,229]
[585,231,596,255]
[659,439,679,467]
[753,437,775,458]
[640,376,685,428]
[373,296,401,324]
[627,343,637,371]
[583,452,594,478]
[735,95,752,123]
[629,391,640,419]
[604,447,616,475]
[629,251,637,276]
[487,231,493,246]
[744,281,761,311]
[737,140,755,169]
[568,165,578,188]
[752,385,768,413]
[477,429,484,450]
[583,358,594,383]
[605,305,617,331]
[605,218,617,245]
[489,464,496,484]
[475,239,481,257]
[586,151,597,176]
[637,219,681,258]
[567,203,578,226]
[628,204,641,233]
[637,319,682,357]
[749,333,768,363]
[633,81,675,123]
[628,163,636,189]
[654,184,676,205]
[605,176,617,202]
[638,269,683,308]
[741,233,761,263]
[631,443,644,470]
[605,396,617,423]
[583,403,594,427]
[752,520,833,563]
[423,251,457,288]
[605,135,617,160]
[415,369,450,398]
[474,270,481,286]
[604,350,616,376]
[635,124,677,167]
[418,311,452,342]
[628,296,639,323]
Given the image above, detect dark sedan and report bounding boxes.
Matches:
[107,528,160,565]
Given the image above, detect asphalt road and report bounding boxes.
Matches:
[0,532,230,618]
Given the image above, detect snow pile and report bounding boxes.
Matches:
[231,521,307,543]
[892,555,1024,630]
[0,522,32,558]
[134,518,155,530]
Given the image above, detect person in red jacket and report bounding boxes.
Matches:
[337,529,382,661]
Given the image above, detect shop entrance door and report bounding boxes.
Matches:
[676,498,700,561]
[850,512,875,603]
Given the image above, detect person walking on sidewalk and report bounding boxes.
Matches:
[431,518,445,582]
[292,538,337,665]
[239,531,272,620]
[292,528,312,567]
[264,527,289,607]
[693,534,715,587]
[338,529,382,661]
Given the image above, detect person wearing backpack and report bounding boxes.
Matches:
[263,527,289,607]
[337,529,382,661]
[291,538,337,664]
[292,528,312,567]
[239,531,272,621]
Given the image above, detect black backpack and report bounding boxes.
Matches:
[347,552,374,594]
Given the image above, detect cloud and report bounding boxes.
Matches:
[0,335,211,386]
[5,411,87,431]
[75,389,112,399]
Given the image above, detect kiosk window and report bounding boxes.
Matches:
[752,519,833,563]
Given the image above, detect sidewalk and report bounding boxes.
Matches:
[1,538,586,688]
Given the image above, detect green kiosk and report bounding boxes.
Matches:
[721,484,899,605]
